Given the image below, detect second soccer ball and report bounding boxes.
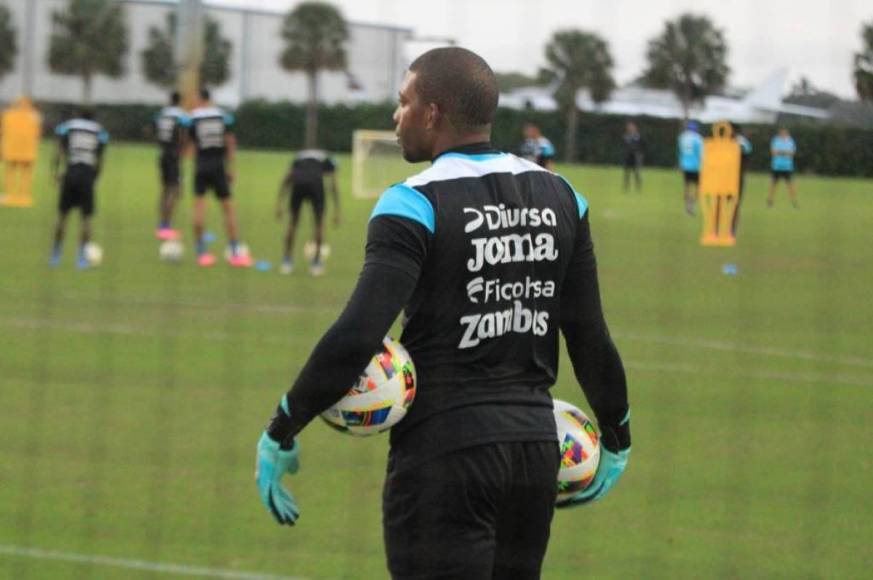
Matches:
[553,398,601,502]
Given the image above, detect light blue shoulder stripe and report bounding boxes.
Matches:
[574,192,589,219]
[558,176,588,219]
[370,184,435,233]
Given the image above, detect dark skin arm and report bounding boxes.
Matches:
[276,172,293,220]
[327,171,341,226]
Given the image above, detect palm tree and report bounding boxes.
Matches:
[544,30,615,162]
[0,3,17,91]
[854,22,873,102]
[642,13,730,119]
[47,0,129,105]
[141,12,232,91]
[279,1,348,148]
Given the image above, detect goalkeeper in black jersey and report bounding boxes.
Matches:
[256,47,631,580]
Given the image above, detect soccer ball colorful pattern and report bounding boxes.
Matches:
[553,398,600,502]
[320,337,416,436]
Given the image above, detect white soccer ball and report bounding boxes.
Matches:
[224,242,250,261]
[159,240,184,262]
[83,242,103,266]
[321,337,416,436]
[553,399,601,502]
[303,241,331,261]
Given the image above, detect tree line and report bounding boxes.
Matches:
[0,1,872,152]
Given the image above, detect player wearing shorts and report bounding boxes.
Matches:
[49,111,108,269]
[275,150,340,276]
[189,88,250,267]
[678,121,704,216]
[255,47,631,580]
[153,91,190,240]
[767,127,798,208]
[622,121,644,192]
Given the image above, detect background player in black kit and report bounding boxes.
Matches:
[189,88,250,267]
[49,110,108,269]
[152,91,190,241]
[622,120,644,192]
[255,47,631,580]
[275,150,341,276]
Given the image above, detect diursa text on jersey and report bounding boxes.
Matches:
[463,205,557,234]
[467,232,558,273]
[458,300,549,349]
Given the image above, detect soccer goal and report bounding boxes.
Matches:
[351,130,425,199]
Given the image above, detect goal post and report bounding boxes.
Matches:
[351,130,426,199]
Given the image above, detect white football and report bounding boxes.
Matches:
[553,399,601,502]
[83,242,103,266]
[303,241,331,261]
[321,337,416,436]
[159,240,184,262]
[224,242,250,261]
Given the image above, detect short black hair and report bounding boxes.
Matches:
[409,47,498,132]
[79,109,94,120]
[200,88,210,101]
[171,91,181,105]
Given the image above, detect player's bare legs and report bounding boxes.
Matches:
[220,198,251,267]
[192,196,215,266]
[220,198,240,243]
[787,180,799,208]
[282,211,300,263]
[50,213,69,267]
[684,183,697,216]
[310,215,326,276]
[766,180,777,208]
[159,183,180,231]
[80,216,92,247]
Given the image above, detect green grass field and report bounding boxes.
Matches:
[1,142,871,579]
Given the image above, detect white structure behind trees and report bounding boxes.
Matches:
[0,0,411,106]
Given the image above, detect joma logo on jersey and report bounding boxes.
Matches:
[463,205,557,233]
[467,232,558,273]
[458,300,550,349]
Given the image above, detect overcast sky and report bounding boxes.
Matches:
[210,0,870,98]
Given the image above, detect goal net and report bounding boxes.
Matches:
[351,130,426,199]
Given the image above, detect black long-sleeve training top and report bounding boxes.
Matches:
[269,143,629,468]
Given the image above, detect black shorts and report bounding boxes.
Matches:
[771,170,793,182]
[160,154,181,186]
[624,153,642,168]
[383,440,559,580]
[291,182,325,219]
[59,164,97,217]
[194,158,231,199]
[683,171,700,184]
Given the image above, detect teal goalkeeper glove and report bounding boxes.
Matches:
[255,396,301,525]
[557,409,631,508]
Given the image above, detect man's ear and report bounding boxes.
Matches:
[425,103,441,131]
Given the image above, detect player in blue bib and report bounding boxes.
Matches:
[767,128,799,208]
[677,121,704,216]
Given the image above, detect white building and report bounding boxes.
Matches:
[0,0,412,107]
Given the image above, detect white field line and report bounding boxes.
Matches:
[625,360,873,388]
[3,316,872,387]
[0,544,305,580]
[613,330,873,369]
